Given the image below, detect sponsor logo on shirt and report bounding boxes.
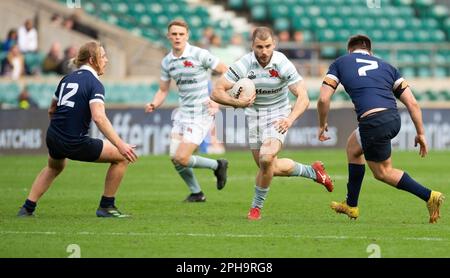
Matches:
[256,87,283,95]
[176,78,198,85]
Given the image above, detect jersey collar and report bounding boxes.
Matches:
[353,49,371,55]
[251,51,275,69]
[79,65,99,80]
[170,43,191,60]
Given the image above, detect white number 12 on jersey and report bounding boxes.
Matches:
[356,58,378,76]
[57,82,79,108]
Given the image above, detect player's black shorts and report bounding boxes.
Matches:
[46,128,103,162]
[358,109,401,162]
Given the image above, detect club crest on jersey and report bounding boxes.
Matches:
[269,69,279,78]
[184,60,194,68]
[247,71,256,80]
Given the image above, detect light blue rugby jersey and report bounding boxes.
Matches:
[161,43,219,116]
[225,51,302,112]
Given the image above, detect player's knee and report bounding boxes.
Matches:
[170,156,177,166]
[117,159,129,166]
[169,139,180,159]
[49,162,65,175]
[259,154,274,169]
[172,154,190,167]
[346,148,355,159]
[346,145,361,159]
[373,170,388,182]
[169,148,177,161]
[111,153,129,165]
[274,165,290,176]
[169,153,176,162]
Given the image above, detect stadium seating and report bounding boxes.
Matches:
[0,51,46,76]
[51,0,450,78]
[55,0,235,47]
[24,52,46,75]
[0,83,20,106]
[227,0,450,78]
[1,79,449,108]
[0,81,178,108]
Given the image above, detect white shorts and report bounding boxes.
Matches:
[247,107,291,149]
[171,111,213,146]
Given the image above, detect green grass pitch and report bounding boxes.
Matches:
[0,150,449,258]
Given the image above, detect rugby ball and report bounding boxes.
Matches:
[227,78,256,99]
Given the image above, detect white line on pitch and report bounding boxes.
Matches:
[0,230,446,242]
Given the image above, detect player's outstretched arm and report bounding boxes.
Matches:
[145,79,170,113]
[211,76,254,108]
[317,84,335,142]
[91,102,138,162]
[399,87,428,157]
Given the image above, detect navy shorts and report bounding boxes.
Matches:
[358,109,401,162]
[46,128,103,162]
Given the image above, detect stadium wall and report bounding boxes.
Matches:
[1,108,450,155]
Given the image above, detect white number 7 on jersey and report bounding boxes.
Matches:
[356,58,378,76]
[57,82,79,108]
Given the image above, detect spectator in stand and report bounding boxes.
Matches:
[62,16,75,30]
[18,19,38,53]
[209,34,225,60]
[210,34,246,66]
[199,27,215,50]
[50,13,63,27]
[42,42,62,74]
[227,33,246,61]
[1,44,27,80]
[278,30,290,42]
[2,29,18,52]
[58,45,77,75]
[18,85,38,109]
[277,30,296,59]
[293,30,304,44]
[63,11,98,39]
[291,30,312,60]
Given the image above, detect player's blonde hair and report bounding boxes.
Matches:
[72,41,103,70]
[252,27,274,42]
[168,19,189,33]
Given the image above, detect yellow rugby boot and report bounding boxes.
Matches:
[427,191,444,224]
[331,201,359,220]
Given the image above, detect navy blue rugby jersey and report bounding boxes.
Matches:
[49,65,105,141]
[324,50,406,118]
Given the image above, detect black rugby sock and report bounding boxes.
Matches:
[346,164,365,207]
[397,172,431,202]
